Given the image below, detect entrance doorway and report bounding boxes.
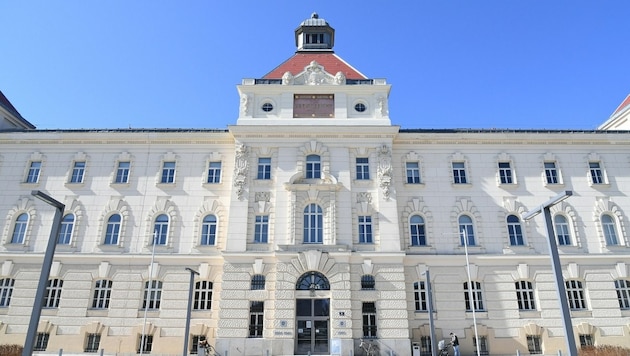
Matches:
[295,298,329,355]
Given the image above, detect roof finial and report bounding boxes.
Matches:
[311,12,318,19]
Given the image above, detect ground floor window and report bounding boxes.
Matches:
[473,336,489,355]
[362,302,377,338]
[420,336,432,356]
[527,335,542,354]
[34,332,49,351]
[579,334,594,348]
[84,333,101,352]
[249,301,264,338]
[138,334,153,354]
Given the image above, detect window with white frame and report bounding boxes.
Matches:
[452,162,467,184]
[153,214,169,245]
[193,280,213,310]
[200,215,217,245]
[601,214,619,245]
[358,215,373,243]
[306,154,321,179]
[44,278,63,308]
[138,334,153,353]
[57,214,74,245]
[614,279,630,310]
[84,333,101,353]
[507,214,524,246]
[589,162,605,184]
[207,162,222,183]
[414,281,427,311]
[160,161,176,183]
[464,281,484,311]
[26,161,41,183]
[515,280,536,311]
[361,275,375,290]
[303,204,323,243]
[91,279,112,309]
[362,302,377,338]
[104,214,122,245]
[70,161,86,183]
[143,280,162,310]
[0,278,15,307]
[459,215,476,246]
[257,157,271,180]
[249,301,264,338]
[554,215,572,245]
[527,335,542,354]
[410,215,426,246]
[251,274,266,290]
[498,162,514,184]
[406,162,421,184]
[544,161,560,184]
[356,157,370,180]
[11,213,29,244]
[34,332,50,351]
[565,280,587,310]
[115,161,130,183]
[254,215,268,243]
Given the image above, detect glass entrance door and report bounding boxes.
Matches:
[295,299,329,355]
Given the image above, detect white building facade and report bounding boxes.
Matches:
[1,14,630,356]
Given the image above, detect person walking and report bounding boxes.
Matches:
[450,333,460,356]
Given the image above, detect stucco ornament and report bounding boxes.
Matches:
[377,144,393,199]
[233,143,249,199]
[306,61,326,85]
[282,71,294,85]
[240,94,250,115]
[334,71,346,85]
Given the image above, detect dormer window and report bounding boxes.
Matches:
[306,33,325,44]
[295,13,335,51]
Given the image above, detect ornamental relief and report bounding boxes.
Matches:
[281,61,346,86]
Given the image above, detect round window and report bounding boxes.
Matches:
[354,103,366,113]
[262,103,274,112]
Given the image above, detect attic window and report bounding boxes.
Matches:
[354,103,366,113]
[262,103,273,112]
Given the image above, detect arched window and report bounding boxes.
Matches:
[601,214,619,245]
[201,215,217,245]
[303,204,323,244]
[11,213,29,244]
[361,275,375,290]
[153,214,169,245]
[104,214,122,245]
[296,271,330,290]
[554,215,571,245]
[251,274,266,290]
[306,155,321,179]
[458,215,475,246]
[507,214,524,246]
[57,214,74,245]
[410,215,426,246]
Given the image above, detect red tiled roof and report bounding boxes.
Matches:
[0,90,23,118]
[611,94,630,116]
[263,52,366,79]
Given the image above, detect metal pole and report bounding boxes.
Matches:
[425,270,437,356]
[461,229,481,356]
[23,191,65,356]
[183,267,199,356]
[140,232,157,354]
[543,207,578,356]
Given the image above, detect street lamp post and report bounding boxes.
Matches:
[461,229,481,356]
[183,268,199,356]
[423,270,437,356]
[523,190,577,356]
[23,191,65,356]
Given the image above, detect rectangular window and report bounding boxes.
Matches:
[34,332,50,351]
[138,334,153,354]
[362,302,377,338]
[498,162,513,184]
[579,334,594,347]
[473,336,489,355]
[615,279,630,310]
[115,161,130,183]
[414,281,427,311]
[257,157,271,180]
[306,155,321,179]
[0,278,15,307]
[26,161,42,183]
[249,301,264,338]
[254,215,269,243]
[544,162,559,184]
[566,280,587,310]
[406,162,421,183]
[70,161,86,183]
[515,281,536,311]
[358,216,373,243]
[356,157,370,180]
[161,161,176,183]
[143,280,162,310]
[207,162,222,183]
[527,335,542,354]
[84,333,101,353]
[420,336,432,356]
[92,279,112,309]
[193,281,213,310]
[464,281,484,311]
[452,162,467,184]
[44,278,63,308]
[589,162,604,184]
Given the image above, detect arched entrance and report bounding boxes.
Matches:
[295,271,330,355]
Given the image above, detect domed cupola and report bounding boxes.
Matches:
[294,12,335,52]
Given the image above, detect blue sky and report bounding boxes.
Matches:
[2,1,629,130]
